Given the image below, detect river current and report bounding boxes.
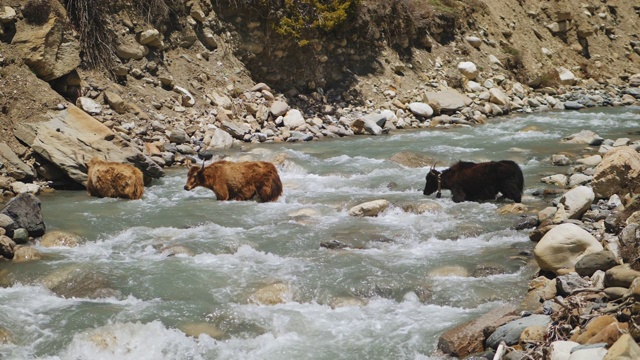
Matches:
[1,106,639,359]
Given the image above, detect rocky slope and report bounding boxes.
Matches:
[0,0,639,194]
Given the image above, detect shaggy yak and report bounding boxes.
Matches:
[423,160,524,203]
[86,158,145,200]
[183,160,283,202]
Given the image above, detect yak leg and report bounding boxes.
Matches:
[499,182,522,203]
[234,186,257,201]
[213,185,230,200]
[451,187,466,203]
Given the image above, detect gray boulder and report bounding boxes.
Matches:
[0,193,45,238]
[221,120,252,139]
[575,251,619,277]
[486,315,551,348]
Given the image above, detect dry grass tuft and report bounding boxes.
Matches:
[22,0,52,25]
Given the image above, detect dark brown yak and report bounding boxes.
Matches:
[423,160,524,203]
[184,160,283,202]
[86,158,145,200]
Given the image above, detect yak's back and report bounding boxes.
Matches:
[209,160,282,202]
[87,159,144,200]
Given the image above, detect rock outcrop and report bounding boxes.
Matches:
[13,104,164,186]
[11,17,80,81]
[592,146,640,199]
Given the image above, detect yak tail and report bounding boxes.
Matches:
[257,163,284,202]
[270,174,283,201]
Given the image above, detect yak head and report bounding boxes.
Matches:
[184,160,207,191]
[423,163,442,198]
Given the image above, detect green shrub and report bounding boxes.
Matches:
[270,0,360,45]
[23,0,52,25]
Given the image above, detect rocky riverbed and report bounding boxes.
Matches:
[2,1,640,357]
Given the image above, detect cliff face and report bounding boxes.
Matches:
[0,0,639,189]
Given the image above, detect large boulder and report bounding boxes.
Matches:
[534,223,603,274]
[486,315,551,348]
[348,200,390,217]
[137,29,164,48]
[283,109,306,129]
[557,67,577,85]
[559,186,594,219]
[115,36,148,60]
[489,88,510,106]
[605,265,640,288]
[221,119,251,139]
[206,128,234,150]
[408,102,434,118]
[457,61,478,80]
[605,334,640,360]
[592,146,640,199]
[561,130,604,145]
[11,17,81,81]
[0,193,45,238]
[41,266,122,299]
[351,118,383,135]
[13,105,164,186]
[423,89,472,115]
[0,6,16,24]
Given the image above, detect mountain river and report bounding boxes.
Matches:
[1,106,639,359]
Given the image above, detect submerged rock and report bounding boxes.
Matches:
[248,282,290,305]
[348,199,390,217]
[39,230,81,247]
[179,322,225,340]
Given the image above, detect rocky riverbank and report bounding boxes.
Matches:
[435,139,640,359]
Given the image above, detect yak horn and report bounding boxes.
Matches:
[200,159,206,172]
[431,162,438,171]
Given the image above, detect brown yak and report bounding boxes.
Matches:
[183,160,282,202]
[86,158,145,200]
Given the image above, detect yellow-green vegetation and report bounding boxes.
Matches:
[271,0,360,46]
[503,46,523,70]
[427,0,456,14]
